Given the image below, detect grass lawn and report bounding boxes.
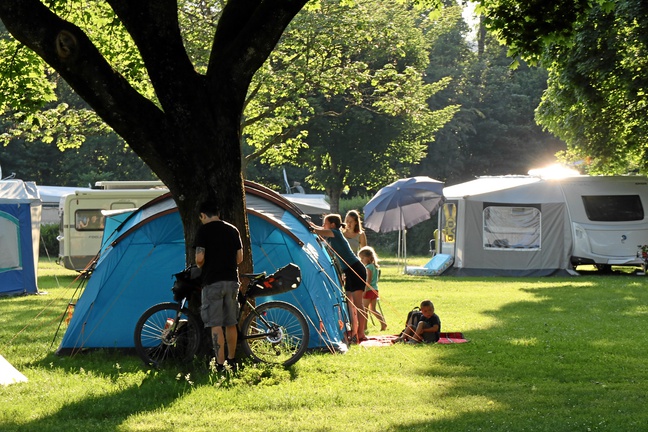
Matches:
[1,257,647,431]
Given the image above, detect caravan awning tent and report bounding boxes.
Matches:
[0,180,41,296]
[58,182,348,355]
[439,176,573,276]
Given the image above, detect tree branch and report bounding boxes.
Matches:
[107,0,205,115]
[0,0,169,150]
[208,0,308,87]
[244,125,299,163]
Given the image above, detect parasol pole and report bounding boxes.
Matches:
[397,226,402,270]
[397,199,401,271]
[402,203,408,272]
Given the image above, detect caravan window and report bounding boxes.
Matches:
[483,205,541,250]
[582,195,644,222]
[75,210,105,231]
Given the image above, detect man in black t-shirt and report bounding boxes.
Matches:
[194,201,243,371]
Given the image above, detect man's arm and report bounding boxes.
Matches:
[236,248,243,265]
[196,247,205,268]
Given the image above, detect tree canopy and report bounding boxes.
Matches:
[479,0,648,174]
[246,0,459,211]
[0,0,311,268]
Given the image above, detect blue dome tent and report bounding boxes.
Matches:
[0,180,41,296]
[57,182,348,354]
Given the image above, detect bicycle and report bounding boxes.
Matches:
[133,263,309,368]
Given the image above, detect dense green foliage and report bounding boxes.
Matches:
[243,0,459,211]
[478,0,648,175]
[1,1,560,194]
[537,0,648,174]
[246,2,562,197]
[38,224,59,258]
[415,23,562,184]
[1,260,647,431]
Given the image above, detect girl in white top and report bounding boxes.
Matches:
[343,210,367,254]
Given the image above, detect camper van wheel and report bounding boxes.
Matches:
[239,301,309,367]
[133,302,202,368]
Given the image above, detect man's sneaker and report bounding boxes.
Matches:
[226,358,238,374]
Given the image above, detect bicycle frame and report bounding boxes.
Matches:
[135,269,309,368]
[236,275,282,342]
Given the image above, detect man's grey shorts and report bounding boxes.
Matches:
[200,280,240,327]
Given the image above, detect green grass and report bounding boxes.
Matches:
[1,258,648,431]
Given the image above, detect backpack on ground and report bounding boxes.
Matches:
[399,306,422,336]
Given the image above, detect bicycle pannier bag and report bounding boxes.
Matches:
[247,263,301,298]
[172,265,202,301]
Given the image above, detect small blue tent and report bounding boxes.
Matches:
[0,180,41,296]
[58,182,348,354]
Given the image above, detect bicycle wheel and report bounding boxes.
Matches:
[240,301,309,367]
[133,302,202,368]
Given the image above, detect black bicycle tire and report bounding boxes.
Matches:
[240,301,309,367]
[133,302,202,368]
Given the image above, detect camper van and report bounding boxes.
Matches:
[560,176,648,269]
[58,184,168,271]
[437,175,648,276]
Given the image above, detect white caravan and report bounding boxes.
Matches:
[437,175,648,276]
[58,183,168,271]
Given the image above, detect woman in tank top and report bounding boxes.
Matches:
[343,210,367,254]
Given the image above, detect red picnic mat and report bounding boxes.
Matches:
[437,332,468,344]
[358,332,468,347]
[359,334,399,347]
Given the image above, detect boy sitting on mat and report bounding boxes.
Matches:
[395,299,441,344]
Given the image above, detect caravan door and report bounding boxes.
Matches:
[438,201,458,257]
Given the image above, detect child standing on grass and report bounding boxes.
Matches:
[358,246,387,332]
[395,299,440,344]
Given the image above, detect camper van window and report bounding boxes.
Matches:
[483,206,541,250]
[75,210,105,231]
[582,195,644,222]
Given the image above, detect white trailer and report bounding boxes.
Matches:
[437,175,648,276]
[559,175,648,269]
[58,186,168,271]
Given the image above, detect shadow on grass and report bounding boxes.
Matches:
[2,348,228,432]
[1,364,186,431]
[392,276,648,431]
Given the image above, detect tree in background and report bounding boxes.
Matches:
[246,0,459,212]
[536,0,648,174]
[478,0,648,175]
[415,5,564,185]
